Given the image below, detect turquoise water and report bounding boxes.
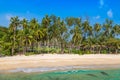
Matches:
[0,69,120,80]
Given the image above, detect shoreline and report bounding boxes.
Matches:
[0,54,120,72]
[7,64,120,73]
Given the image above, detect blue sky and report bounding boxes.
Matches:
[0,0,120,26]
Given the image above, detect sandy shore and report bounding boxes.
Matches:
[0,54,120,71]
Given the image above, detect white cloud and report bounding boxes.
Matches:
[19,17,24,20]
[94,15,100,19]
[5,14,24,21]
[99,0,104,8]
[107,9,113,18]
[5,14,14,21]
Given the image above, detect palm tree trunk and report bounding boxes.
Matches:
[93,47,95,54]
[115,49,118,54]
[47,39,49,54]
[69,43,72,54]
[98,47,101,54]
[25,38,27,54]
[37,42,39,53]
[12,30,16,55]
[61,42,64,54]
[11,47,14,56]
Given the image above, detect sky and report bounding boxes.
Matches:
[0,0,120,27]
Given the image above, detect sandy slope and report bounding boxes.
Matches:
[0,54,120,70]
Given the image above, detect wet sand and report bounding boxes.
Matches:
[0,54,120,72]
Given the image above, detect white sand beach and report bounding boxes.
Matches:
[0,54,120,71]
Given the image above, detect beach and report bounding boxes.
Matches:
[0,54,120,72]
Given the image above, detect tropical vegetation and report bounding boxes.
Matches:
[0,15,120,56]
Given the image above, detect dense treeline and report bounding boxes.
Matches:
[0,15,120,56]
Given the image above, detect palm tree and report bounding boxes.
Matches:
[103,19,113,38]
[65,17,74,52]
[22,28,33,53]
[29,18,39,52]
[94,23,102,54]
[21,18,28,29]
[87,26,93,53]
[59,20,67,53]
[49,15,60,49]
[82,19,91,52]
[106,38,120,54]
[65,17,74,27]
[41,15,51,53]
[94,23,101,37]
[9,16,20,55]
[72,26,82,49]
[82,19,90,39]
[103,19,113,53]
[21,18,29,54]
[112,24,120,37]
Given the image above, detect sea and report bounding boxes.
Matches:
[0,66,120,80]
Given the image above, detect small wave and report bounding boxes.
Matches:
[8,65,120,73]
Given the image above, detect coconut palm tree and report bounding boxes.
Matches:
[20,18,29,54]
[22,28,33,53]
[41,15,51,51]
[112,24,120,37]
[29,18,39,52]
[65,17,75,41]
[103,19,113,38]
[94,23,102,54]
[82,19,90,39]
[9,16,20,55]
[87,26,93,53]
[82,19,92,52]
[49,15,60,49]
[59,20,67,53]
[103,19,113,53]
[106,38,120,54]
[71,25,82,49]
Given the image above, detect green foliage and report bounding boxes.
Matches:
[64,49,69,53]
[1,49,11,56]
[0,16,120,56]
[72,49,83,55]
[50,48,58,54]
[40,47,49,53]
[101,50,107,54]
[25,52,36,56]
[39,47,60,54]
[84,50,92,54]
[0,42,12,56]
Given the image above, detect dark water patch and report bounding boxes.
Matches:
[47,76,68,80]
[100,71,109,76]
[86,74,98,77]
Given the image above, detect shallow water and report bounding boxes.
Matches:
[0,69,120,80]
[7,65,120,73]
